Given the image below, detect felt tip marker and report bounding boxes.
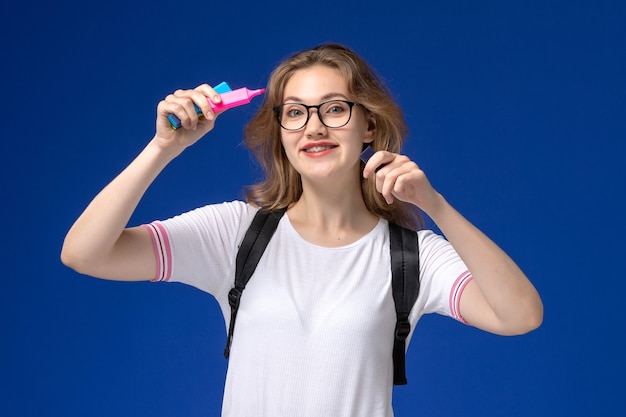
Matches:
[360,145,376,164]
[360,145,387,172]
[168,86,265,130]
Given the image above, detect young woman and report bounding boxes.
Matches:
[61,43,543,416]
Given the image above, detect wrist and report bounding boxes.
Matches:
[147,136,186,162]
[421,192,448,221]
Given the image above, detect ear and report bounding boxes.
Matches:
[363,113,376,144]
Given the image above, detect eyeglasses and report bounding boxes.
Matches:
[273,100,359,131]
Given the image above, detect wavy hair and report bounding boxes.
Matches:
[243,43,422,230]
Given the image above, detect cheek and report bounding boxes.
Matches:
[280,132,298,150]
[279,134,299,163]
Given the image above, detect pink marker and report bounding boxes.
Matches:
[168,87,265,129]
[209,87,265,112]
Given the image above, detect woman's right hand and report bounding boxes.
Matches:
[61,83,227,281]
[154,84,223,152]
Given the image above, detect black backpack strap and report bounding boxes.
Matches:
[224,208,287,359]
[389,222,421,385]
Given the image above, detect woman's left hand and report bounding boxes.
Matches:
[364,152,543,336]
[363,151,441,213]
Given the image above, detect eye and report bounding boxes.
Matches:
[283,104,306,118]
[287,108,303,117]
[324,101,348,115]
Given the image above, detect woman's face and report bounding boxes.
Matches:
[279,65,374,184]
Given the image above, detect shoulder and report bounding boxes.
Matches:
[191,199,258,218]
[162,200,258,227]
[153,200,261,251]
[416,229,451,250]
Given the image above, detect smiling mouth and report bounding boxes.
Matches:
[303,145,337,153]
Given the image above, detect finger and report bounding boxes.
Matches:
[170,88,219,130]
[391,170,424,202]
[375,165,397,204]
[376,156,416,204]
[195,83,222,104]
[164,92,201,130]
[193,84,222,119]
[157,96,193,130]
[363,150,393,178]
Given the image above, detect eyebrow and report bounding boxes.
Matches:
[282,92,350,103]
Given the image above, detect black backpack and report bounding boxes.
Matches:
[223,208,420,385]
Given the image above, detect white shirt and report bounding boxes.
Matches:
[143,201,472,417]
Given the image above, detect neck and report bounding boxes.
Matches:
[287,174,379,246]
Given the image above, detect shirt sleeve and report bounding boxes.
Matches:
[415,230,473,323]
[142,201,258,298]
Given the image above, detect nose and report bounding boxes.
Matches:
[304,108,327,135]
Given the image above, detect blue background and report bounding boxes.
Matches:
[2,1,625,416]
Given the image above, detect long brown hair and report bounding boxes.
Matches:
[243,43,422,230]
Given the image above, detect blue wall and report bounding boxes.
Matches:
[2,1,625,416]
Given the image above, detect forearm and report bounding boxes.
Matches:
[61,139,179,271]
[424,194,543,334]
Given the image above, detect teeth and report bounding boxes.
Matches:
[305,145,334,153]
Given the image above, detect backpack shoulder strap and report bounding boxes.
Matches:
[389,222,421,385]
[224,208,286,359]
